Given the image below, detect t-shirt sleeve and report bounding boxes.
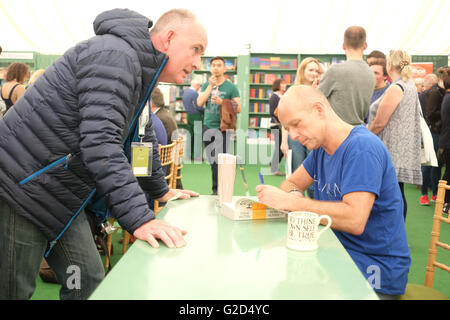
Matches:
[317,67,335,98]
[231,83,240,98]
[302,150,316,179]
[341,151,383,198]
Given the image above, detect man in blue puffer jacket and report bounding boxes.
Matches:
[0,8,207,299]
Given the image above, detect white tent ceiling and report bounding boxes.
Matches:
[0,0,449,56]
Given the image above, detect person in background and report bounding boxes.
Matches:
[318,26,375,125]
[182,75,204,161]
[439,69,450,214]
[151,86,179,144]
[256,85,411,300]
[365,56,390,123]
[269,78,287,176]
[150,86,182,189]
[419,73,439,114]
[197,56,241,195]
[0,62,29,114]
[0,8,205,300]
[366,50,385,65]
[419,69,448,205]
[414,78,424,93]
[283,57,324,198]
[28,69,46,87]
[367,50,422,220]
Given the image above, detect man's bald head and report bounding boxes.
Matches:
[151,9,198,35]
[279,85,330,114]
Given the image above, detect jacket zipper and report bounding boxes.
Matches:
[19,153,72,185]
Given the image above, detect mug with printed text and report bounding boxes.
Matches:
[286,211,332,251]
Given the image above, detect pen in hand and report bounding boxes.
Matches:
[258,172,264,185]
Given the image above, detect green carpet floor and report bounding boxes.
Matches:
[31,162,450,299]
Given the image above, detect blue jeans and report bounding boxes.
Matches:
[0,198,105,300]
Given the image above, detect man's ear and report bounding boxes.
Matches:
[363,42,368,50]
[313,102,326,119]
[162,30,175,51]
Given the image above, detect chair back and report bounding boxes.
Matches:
[425,180,450,287]
[154,142,176,214]
[172,136,186,189]
[158,141,176,186]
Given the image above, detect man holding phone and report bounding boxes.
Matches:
[197,57,241,195]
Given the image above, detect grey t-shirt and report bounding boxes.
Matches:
[318,59,375,125]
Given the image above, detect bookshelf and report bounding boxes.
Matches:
[247,53,298,141]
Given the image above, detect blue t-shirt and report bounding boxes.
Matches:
[182,87,203,114]
[302,125,411,295]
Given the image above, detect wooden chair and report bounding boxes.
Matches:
[172,137,186,189]
[154,141,177,214]
[399,180,449,300]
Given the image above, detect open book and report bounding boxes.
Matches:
[221,196,287,220]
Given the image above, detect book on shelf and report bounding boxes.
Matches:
[260,117,271,129]
[224,58,237,71]
[264,73,278,85]
[251,102,269,113]
[250,73,295,85]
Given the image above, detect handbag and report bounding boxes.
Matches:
[417,96,438,167]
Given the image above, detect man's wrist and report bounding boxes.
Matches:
[289,188,304,196]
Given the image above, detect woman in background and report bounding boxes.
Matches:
[0,62,29,114]
[368,50,422,220]
[280,57,323,197]
[269,78,287,176]
[28,69,46,87]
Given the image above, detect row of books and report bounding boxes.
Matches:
[249,88,273,99]
[250,73,295,84]
[201,58,237,71]
[250,102,270,113]
[250,57,298,70]
[249,117,271,129]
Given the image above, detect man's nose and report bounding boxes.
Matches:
[193,56,201,70]
[289,129,300,141]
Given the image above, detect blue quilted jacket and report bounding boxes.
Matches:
[0,9,169,245]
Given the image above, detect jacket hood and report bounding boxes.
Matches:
[93,8,167,93]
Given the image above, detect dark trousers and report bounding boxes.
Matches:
[441,149,450,203]
[203,126,232,193]
[421,133,441,196]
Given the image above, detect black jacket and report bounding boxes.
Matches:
[424,84,446,134]
[0,9,169,242]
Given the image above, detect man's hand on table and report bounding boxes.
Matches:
[157,189,200,202]
[133,189,199,249]
[133,219,187,249]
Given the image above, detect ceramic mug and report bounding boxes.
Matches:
[286,211,332,251]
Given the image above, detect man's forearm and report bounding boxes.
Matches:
[284,197,367,236]
[197,86,212,106]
